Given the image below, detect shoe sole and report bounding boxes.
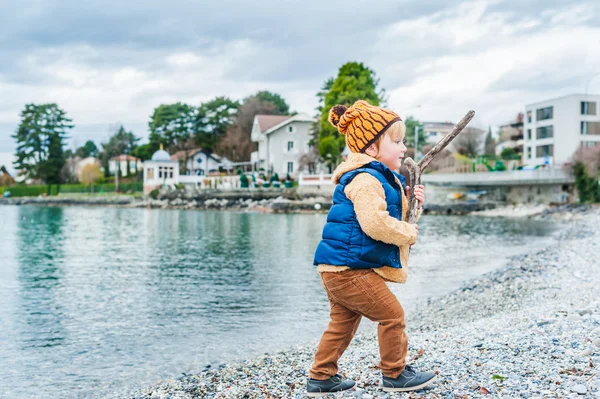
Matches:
[307,389,352,398]
[306,384,356,397]
[382,375,438,392]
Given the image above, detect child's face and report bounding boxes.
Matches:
[372,130,407,170]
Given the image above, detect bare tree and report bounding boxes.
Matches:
[216,97,277,162]
[452,127,485,158]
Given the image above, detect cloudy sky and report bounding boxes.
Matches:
[1,0,598,172]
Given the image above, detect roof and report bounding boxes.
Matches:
[110,154,139,161]
[170,148,203,161]
[255,115,292,133]
[150,150,172,162]
[525,93,600,107]
[422,122,455,131]
[170,148,227,163]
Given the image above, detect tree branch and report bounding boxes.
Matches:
[405,110,475,223]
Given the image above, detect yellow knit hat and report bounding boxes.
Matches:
[328,100,401,153]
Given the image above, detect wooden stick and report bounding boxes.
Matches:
[404,110,476,223]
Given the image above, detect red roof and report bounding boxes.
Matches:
[110,154,139,161]
[255,115,291,133]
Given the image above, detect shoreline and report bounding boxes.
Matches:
[128,206,600,398]
[0,193,588,216]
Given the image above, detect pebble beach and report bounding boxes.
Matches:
[129,206,600,399]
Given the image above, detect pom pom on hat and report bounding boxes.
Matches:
[328,104,348,129]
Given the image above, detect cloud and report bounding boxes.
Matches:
[0,0,598,156]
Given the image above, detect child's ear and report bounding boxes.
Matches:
[365,144,378,158]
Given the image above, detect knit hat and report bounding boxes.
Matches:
[328,100,401,153]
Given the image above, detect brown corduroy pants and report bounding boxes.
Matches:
[309,269,408,380]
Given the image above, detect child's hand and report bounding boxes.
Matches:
[406,185,426,209]
[411,223,419,239]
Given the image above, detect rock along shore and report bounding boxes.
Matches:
[6,190,583,216]
[128,206,600,398]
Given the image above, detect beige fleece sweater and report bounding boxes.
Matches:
[317,153,422,283]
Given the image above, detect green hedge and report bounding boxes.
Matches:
[1,182,143,197]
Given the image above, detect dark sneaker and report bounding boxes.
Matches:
[382,365,437,392]
[306,374,356,397]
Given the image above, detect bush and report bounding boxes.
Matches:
[149,189,160,199]
[240,174,249,188]
[574,162,600,203]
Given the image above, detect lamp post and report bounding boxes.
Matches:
[414,125,420,161]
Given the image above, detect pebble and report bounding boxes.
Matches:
[571,384,587,394]
[128,208,600,399]
[577,348,592,357]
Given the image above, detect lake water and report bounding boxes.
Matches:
[0,205,558,398]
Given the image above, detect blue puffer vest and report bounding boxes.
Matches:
[313,161,405,269]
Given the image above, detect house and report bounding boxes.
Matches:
[143,148,180,194]
[250,113,317,176]
[496,113,524,158]
[422,122,455,145]
[109,155,143,176]
[170,148,232,176]
[524,94,600,166]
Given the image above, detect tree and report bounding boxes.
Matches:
[216,96,278,162]
[195,97,239,152]
[76,140,99,158]
[148,103,196,173]
[80,163,102,192]
[100,125,139,177]
[403,116,427,151]
[0,166,15,186]
[132,143,154,161]
[13,103,73,184]
[315,62,387,168]
[253,91,290,115]
[484,126,496,155]
[453,127,485,158]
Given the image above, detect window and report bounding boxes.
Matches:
[581,121,600,135]
[581,141,600,149]
[527,111,532,123]
[287,162,294,173]
[527,129,532,140]
[169,167,174,178]
[581,101,597,115]
[288,126,294,133]
[527,147,532,159]
[536,144,554,158]
[536,126,554,139]
[147,168,154,179]
[287,141,294,152]
[158,166,163,178]
[536,106,553,121]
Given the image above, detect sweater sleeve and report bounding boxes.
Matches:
[344,173,418,246]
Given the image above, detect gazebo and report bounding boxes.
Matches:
[143,146,180,194]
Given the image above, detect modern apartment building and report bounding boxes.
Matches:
[524,94,600,166]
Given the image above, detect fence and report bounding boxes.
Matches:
[298,173,334,186]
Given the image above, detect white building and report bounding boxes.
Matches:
[422,122,455,146]
[250,113,317,176]
[143,148,179,194]
[170,148,232,176]
[524,94,600,166]
[109,155,143,176]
